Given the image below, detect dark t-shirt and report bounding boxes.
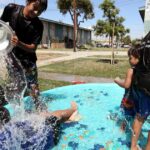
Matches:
[1,3,43,63]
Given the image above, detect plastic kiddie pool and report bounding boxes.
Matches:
[19,83,149,150]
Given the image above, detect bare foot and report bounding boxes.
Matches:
[71,101,78,111]
[68,110,81,122]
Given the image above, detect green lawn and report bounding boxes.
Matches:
[38,78,71,91]
[39,58,130,79]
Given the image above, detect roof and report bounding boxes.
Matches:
[139,6,145,22]
[40,17,92,32]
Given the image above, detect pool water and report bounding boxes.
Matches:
[38,83,150,150]
[13,83,150,149]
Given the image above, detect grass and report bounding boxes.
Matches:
[39,58,130,79]
[87,47,127,51]
[87,55,128,59]
[38,78,71,91]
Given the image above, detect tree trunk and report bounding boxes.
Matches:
[111,22,115,65]
[73,0,77,52]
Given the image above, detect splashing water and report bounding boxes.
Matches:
[0,21,57,150]
[0,114,56,149]
[0,54,27,106]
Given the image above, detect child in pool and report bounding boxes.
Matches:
[0,101,79,149]
[114,45,140,131]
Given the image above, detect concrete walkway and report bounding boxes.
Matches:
[37,50,127,67]
[38,72,114,83]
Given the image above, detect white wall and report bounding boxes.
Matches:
[0,9,4,17]
[144,0,150,35]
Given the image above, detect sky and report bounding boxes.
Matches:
[0,0,146,39]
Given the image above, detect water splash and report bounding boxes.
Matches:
[0,20,58,149]
[0,53,27,105]
[107,107,136,137]
[0,113,56,150]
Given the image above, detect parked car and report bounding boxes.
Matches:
[122,44,131,48]
[102,43,111,48]
[96,43,103,47]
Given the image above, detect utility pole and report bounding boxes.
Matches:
[73,0,77,52]
[111,8,116,65]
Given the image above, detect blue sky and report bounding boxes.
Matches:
[0,0,145,39]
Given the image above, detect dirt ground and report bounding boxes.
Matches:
[37,53,68,61]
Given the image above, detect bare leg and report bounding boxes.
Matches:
[131,115,145,150]
[40,101,78,123]
[145,132,150,150]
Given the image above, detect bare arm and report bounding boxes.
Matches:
[11,35,37,53]
[114,68,133,89]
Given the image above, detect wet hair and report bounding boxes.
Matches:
[26,0,48,12]
[128,44,141,59]
[0,107,11,125]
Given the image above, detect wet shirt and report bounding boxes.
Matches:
[1,3,43,63]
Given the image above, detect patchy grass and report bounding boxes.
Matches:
[38,78,71,91]
[87,47,127,51]
[39,58,130,79]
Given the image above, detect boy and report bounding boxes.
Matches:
[0,0,48,109]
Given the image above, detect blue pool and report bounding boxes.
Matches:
[7,83,150,149]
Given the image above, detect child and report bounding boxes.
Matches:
[114,45,140,131]
[1,0,47,110]
[0,101,79,149]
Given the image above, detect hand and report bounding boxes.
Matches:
[114,77,121,83]
[11,35,20,47]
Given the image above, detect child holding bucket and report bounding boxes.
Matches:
[1,0,48,110]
